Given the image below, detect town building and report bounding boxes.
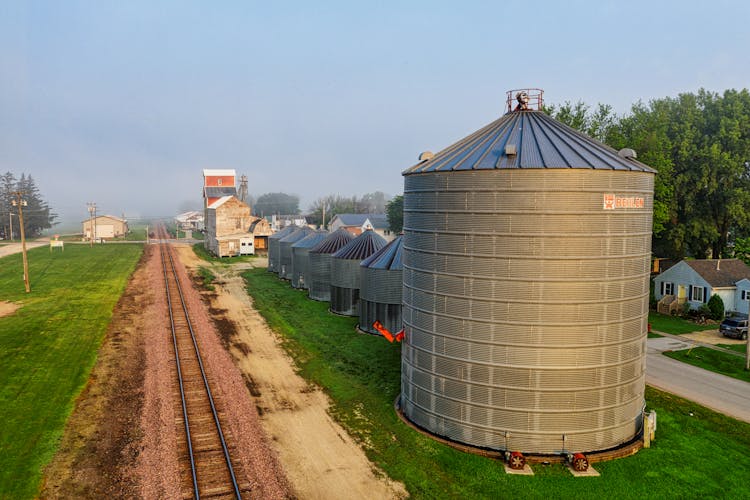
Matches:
[205,196,254,257]
[328,213,391,239]
[654,259,750,315]
[81,215,128,240]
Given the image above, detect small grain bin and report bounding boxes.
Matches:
[330,230,387,316]
[308,229,355,301]
[359,235,404,335]
[399,89,655,455]
[279,226,315,280]
[267,225,297,273]
[291,230,329,289]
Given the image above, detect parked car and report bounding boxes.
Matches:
[720,316,748,340]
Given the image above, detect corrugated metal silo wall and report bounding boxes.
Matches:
[308,253,333,301]
[268,237,279,272]
[400,169,654,454]
[330,258,363,316]
[359,267,403,335]
[292,247,311,289]
[279,240,295,279]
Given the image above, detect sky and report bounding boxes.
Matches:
[1,1,749,226]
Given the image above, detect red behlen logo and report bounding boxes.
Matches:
[603,193,644,210]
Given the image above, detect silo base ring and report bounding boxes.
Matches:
[393,397,643,464]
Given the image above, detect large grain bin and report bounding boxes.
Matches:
[359,235,404,335]
[267,225,297,273]
[330,230,387,316]
[399,90,655,455]
[291,230,329,289]
[308,229,355,301]
[279,226,315,280]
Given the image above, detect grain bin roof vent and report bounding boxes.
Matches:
[618,148,638,159]
[419,151,434,162]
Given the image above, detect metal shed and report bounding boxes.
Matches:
[308,229,355,301]
[359,235,404,335]
[267,225,297,273]
[399,89,655,455]
[279,226,315,280]
[330,230,387,316]
[291,230,329,289]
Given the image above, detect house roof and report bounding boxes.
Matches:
[684,259,750,287]
[207,196,234,209]
[203,168,236,177]
[332,213,388,229]
[82,214,127,224]
[403,109,656,175]
[204,186,237,198]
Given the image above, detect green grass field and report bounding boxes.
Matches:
[0,244,143,499]
[242,268,750,499]
[648,311,718,334]
[664,348,750,383]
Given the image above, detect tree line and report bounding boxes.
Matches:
[548,88,750,261]
[0,172,57,239]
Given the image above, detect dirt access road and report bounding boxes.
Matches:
[175,245,407,499]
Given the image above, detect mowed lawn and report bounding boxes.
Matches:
[0,244,142,499]
[242,268,750,499]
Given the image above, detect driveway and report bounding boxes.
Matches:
[0,240,48,258]
[647,336,750,423]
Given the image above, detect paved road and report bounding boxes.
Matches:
[0,240,49,258]
[647,336,750,423]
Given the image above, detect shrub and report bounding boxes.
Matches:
[708,294,725,320]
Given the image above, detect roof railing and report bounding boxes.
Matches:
[506,88,544,112]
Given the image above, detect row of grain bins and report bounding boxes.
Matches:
[268,226,404,336]
[263,88,655,462]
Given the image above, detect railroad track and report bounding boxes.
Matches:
[157,227,248,499]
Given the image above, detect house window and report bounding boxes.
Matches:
[691,285,705,303]
[217,178,223,186]
[742,290,750,301]
[663,282,674,296]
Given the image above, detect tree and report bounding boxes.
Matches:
[0,172,56,238]
[307,194,358,227]
[253,192,300,217]
[386,195,403,233]
[356,191,388,214]
[708,294,725,320]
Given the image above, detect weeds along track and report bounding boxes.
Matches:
[156,226,247,499]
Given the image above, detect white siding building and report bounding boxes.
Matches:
[654,259,750,315]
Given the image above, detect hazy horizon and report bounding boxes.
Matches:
[3,1,749,225]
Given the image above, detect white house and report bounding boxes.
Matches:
[654,259,750,315]
[328,213,392,240]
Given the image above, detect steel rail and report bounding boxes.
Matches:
[158,227,241,499]
[160,241,200,497]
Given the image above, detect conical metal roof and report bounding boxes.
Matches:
[310,228,354,254]
[292,230,329,249]
[332,230,387,260]
[280,226,314,244]
[361,234,403,270]
[403,109,655,174]
[269,225,297,240]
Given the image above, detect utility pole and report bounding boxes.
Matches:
[87,202,96,246]
[11,191,30,293]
